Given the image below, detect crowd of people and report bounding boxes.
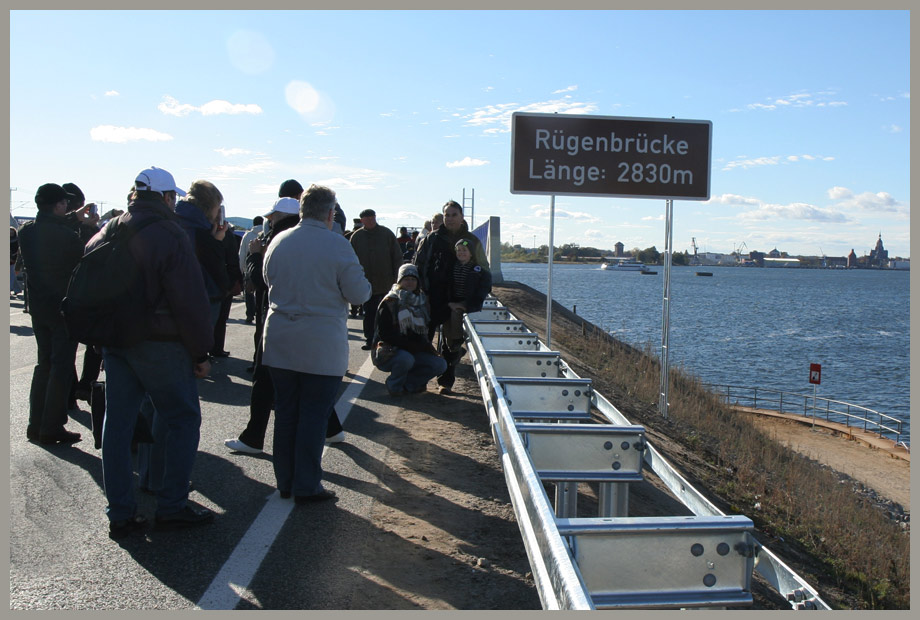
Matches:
[16,167,491,539]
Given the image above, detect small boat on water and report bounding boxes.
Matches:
[601,259,652,273]
[695,271,713,276]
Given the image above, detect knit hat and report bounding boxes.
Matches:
[34,183,74,207]
[278,179,303,199]
[61,183,85,205]
[397,263,419,283]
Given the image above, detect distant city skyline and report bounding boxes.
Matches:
[9,10,910,258]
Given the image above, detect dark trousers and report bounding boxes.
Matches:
[28,312,78,434]
[362,293,385,345]
[269,368,342,496]
[244,290,256,321]
[76,344,103,389]
[212,294,233,354]
[238,365,343,450]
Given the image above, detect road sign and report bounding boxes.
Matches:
[809,363,822,385]
[510,112,712,200]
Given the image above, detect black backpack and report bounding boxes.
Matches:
[61,215,163,347]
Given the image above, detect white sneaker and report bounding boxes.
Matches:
[325,431,346,445]
[224,438,263,454]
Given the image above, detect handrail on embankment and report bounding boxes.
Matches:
[705,384,905,446]
[463,299,830,610]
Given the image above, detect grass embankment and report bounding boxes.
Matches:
[569,329,908,609]
[494,282,909,610]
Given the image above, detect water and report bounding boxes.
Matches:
[500,263,910,441]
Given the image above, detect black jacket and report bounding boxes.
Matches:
[86,198,214,358]
[447,263,492,315]
[17,211,85,321]
[413,222,489,323]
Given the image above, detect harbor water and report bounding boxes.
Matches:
[500,262,910,441]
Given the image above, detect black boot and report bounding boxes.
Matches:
[437,346,463,393]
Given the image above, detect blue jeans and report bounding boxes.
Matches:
[101,341,202,522]
[136,395,166,492]
[377,349,447,393]
[268,367,341,497]
[10,263,21,294]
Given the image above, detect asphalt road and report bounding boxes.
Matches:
[8,295,413,610]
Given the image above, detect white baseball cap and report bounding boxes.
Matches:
[134,166,187,196]
[264,197,300,218]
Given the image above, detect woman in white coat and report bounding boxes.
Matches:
[261,184,370,503]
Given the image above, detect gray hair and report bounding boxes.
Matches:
[299,184,337,222]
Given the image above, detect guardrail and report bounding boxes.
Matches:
[705,384,905,446]
[463,299,830,610]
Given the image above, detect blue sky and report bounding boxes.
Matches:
[9,10,910,258]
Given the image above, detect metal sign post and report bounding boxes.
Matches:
[809,363,822,430]
[658,199,674,419]
[546,195,556,348]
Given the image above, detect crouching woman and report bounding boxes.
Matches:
[373,264,447,396]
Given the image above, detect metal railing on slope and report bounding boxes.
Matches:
[463,299,830,610]
[705,384,905,446]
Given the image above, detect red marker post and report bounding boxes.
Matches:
[809,363,821,429]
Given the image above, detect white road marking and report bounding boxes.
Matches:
[196,354,375,610]
[195,492,293,610]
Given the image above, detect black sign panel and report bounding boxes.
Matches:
[511,112,712,200]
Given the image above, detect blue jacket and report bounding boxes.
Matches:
[175,200,229,301]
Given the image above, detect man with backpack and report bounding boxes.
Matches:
[84,166,216,538]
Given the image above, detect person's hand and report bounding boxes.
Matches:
[212,221,227,241]
[249,237,264,254]
[194,359,211,378]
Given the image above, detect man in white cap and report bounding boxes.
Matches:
[87,166,216,538]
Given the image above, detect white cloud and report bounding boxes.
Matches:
[552,85,578,94]
[641,214,665,221]
[459,97,600,134]
[583,229,605,240]
[215,147,251,156]
[446,157,490,168]
[104,90,119,97]
[308,164,390,191]
[158,95,262,117]
[206,159,278,181]
[738,202,850,223]
[883,124,903,133]
[90,125,173,143]
[531,207,600,223]
[743,91,848,111]
[722,154,834,171]
[711,192,852,223]
[827,187,906,214]
[707,194,764,207]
